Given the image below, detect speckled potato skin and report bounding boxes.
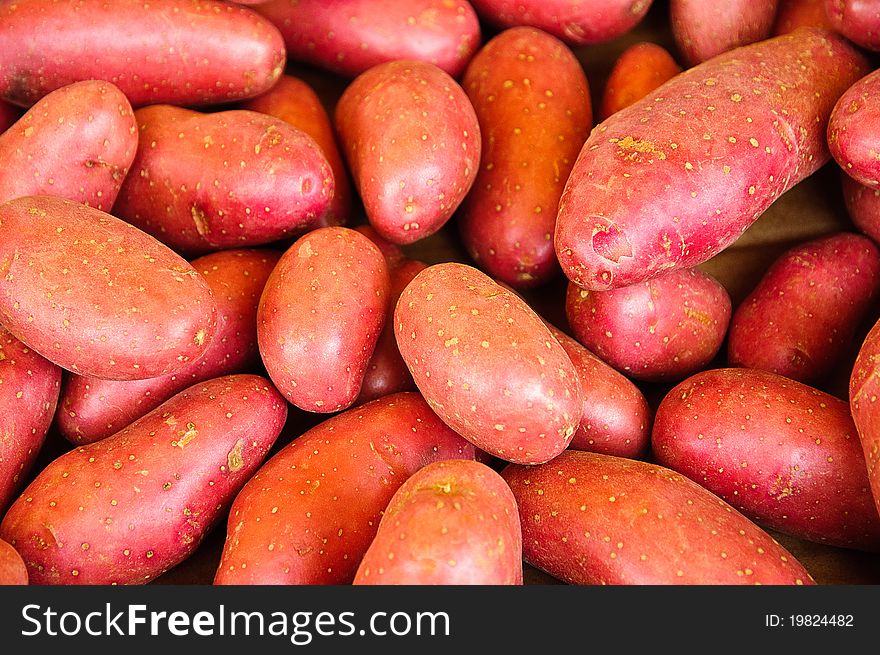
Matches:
[241,75,351,229]
[114,105,334,256]
[546,324,650,458]
[354,460,522,585]
[0,326,61,512]
[728,232,880,384]
[0,0,285,108]
[842,171,880,243]
[503,450,815,585]
[58,249,281,445]
[555,29,870,292]
[0,196,217,381]
[829,69,880,188]
[214,392,478,585]
[826,0,880,50]
[773,0,835,35]
[849,316,880,517]
[0,81,137,211]
[255,0,481,78]
[335,60,481,245]
[0,538,27,585]
[600,42,681,120]
[257,227,389,412]
[565,268,731,382]
[671,0,779,66]
[395,262,582,464]
[654,368,880,551]
[0,374,287,585]
[458,27,591,289]
[470,0,653,45]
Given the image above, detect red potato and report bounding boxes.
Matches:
[0,196,216,380]
[0,538,27,585]
[354,460,522,585]
[470,0,654,45]
[0,0,285,108]
[555,29,869,292]
[458,27,592,289]
[850,317,880,516]
[671,0,780,66]
[352,224,407,269]
[600,42,682,120]
[0,101,20,135]
[255,0,481,79]
[826,0,880,50]
[503,450,815,585]
[0,326,62,512]
[0,374,287,585]
[394,262,582,465]
[773,0,835,34]
[113,105,333,256]
[565,268,732,382]
[0,81,136,211]
[546,324,650,459]
[829,69,880,188]
[214,392,478,585]
[655,368,880,551]
[58,249,281,445]
[728,232,880,383]
[241,75,351,229]
[257,227,389,412]
[335,60,481,245]
[842,171,880,243]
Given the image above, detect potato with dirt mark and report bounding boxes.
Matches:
[503,450,815,585]
[600,42,681,120]
[0,374,287,585]
[654,368,880,551]
[0,196,216,381]
[354,460,522,585]
[214,392,478,585]
[0,538,27,585]
[829,69,880,188]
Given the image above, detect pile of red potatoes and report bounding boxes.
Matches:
[1,0,880,586]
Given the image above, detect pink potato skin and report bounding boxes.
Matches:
[850,316,880,516]
[600,42,682,121]
[773,0,835,34]
[113,105,334,256]
[829,69,880,188]
[470,0,653,45]
[255,0,481,79]
[0,374,287,585]
[354,460,522,585]
[503,450,816,585]
[0,0,286,108]
[0,326,62,512]
[842,171,880,243]
[0,196,216,381]
[555,29,870,292]
[394,262,582,465]
[654,368,880,551]
[214,392,478,585]
[58,249,282,445]
[335,60,481,245]
[565,268,732,382]
[0,81,136,211]
[728,232,880,384]
[257,227,390,413]
[459,27,592,289]
[0,538,27,585]
[546,324,651,458]
[671,0,780,66]
[826,0,880,50]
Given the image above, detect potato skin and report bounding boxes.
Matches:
[0,196,216,380]
[58,249,281,445]
[255,0,481,79]
[671,0,779,66]
[214,392,478,585]
[0,81,137,211]
[0,374,287,585]
[0,326,61,512]
[395,262,582,464]
[503,450,815,585]
[600,42,681,120]
[335,60,481,245]
[0,538,27,585]
[826,0,880,50]
[114,106,334,256]
[829,69,880,188]
[850,317,880,517]
[728,232,880,384]
[354,460,522,585]
[458,27,591,289]
[566,268,731,382]
[555,29,869,291]
[654,368,880,551]
[773,0,835,35]
[257,227,390,413]
[0,0,285,108]
[842,171,880,243]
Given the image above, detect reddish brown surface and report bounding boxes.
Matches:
[600,41,681,119]
[842,172,880,243]
[829,68,880,188]
[850,317,880,518]
[671,0,779,65]
[773,0,834,34]
[0,537,27,585]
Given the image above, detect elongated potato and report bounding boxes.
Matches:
[0,196,216,380]
[671,0,779,66]
[214,392,478,585]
